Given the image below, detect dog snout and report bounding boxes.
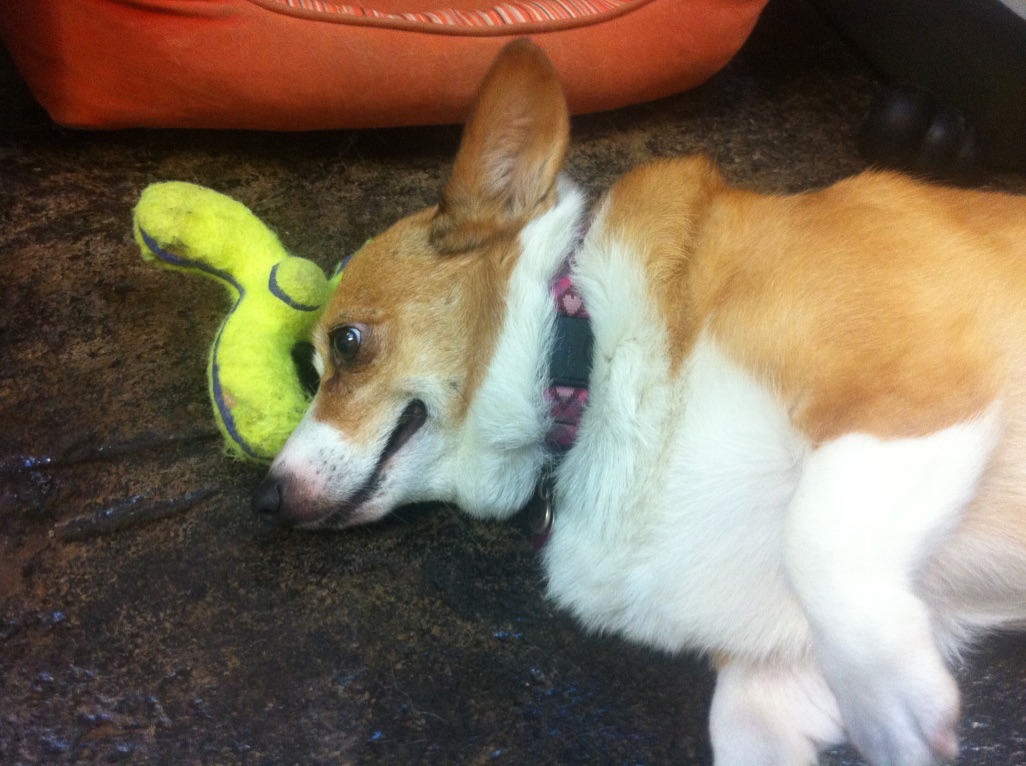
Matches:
[252,473,287,524]
[252,469,335,527]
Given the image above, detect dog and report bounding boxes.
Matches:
[253,40,1026,765]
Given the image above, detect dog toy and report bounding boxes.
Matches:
[134,181,345,462]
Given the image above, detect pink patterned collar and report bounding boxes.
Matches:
[530,232,593,550]
[544,258,591,450]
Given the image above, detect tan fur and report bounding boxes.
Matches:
[703,176,1026,443]
[430,39,569,255]
[312,39,570,438]
[605,159,1026,443]
[603,160,1026,632]
[314,209,513,432]
[593,157,724,375]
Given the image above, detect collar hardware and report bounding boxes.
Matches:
[528,471,555,552]
[531,228,592,550]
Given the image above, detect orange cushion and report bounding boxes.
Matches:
[0,0,767,130]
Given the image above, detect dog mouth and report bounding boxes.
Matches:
[379,399,428,467]
[323,399,428,526]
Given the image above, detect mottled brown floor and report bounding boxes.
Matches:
[2,2,1025,764]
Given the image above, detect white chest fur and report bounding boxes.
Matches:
[543,327,813,659]
[534,217,1007,766]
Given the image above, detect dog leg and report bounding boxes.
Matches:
[784,412,999,766]
[709,658,844,766]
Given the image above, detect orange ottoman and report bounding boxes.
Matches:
[0,0,768,130]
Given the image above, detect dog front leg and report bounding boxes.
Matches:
[783,414,999,766]
[709,657,844,766]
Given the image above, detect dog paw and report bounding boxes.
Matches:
[710,660,844,766]
[828,650,960,766]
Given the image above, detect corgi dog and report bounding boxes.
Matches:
[254,40,1026,766]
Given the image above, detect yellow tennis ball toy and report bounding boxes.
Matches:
[134,181,347,463]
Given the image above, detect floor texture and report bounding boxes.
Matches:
[2,1,1025,764]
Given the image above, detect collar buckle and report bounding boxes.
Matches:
[528,471,555,552]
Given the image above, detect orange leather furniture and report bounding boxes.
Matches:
[0,0,768,129]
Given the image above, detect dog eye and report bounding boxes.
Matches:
[330,325,365,364]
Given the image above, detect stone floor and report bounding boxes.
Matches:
[2,1,1025,764]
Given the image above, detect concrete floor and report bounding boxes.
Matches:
[2,1,1025,764]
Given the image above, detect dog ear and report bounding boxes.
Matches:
[431,39,570,254]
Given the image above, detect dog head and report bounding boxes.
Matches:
[253,40,571,528]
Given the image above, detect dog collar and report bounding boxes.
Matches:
[544,257,592,450]
[530,229,593,550]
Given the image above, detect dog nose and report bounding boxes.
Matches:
[252,475,284,524]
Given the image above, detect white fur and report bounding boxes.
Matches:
[437,178,588,518]
[542,206,811,656]
[275,403,452,526]
[272,413,375,521]
[709,660,844,766]
[545,328,811,657]
[784,408,1001,765]
[536,215,1005,765]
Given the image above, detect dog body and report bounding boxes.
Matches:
[258,42,1026,765]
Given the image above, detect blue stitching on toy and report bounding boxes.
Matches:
[140,228,238,286]
[268,262,322,312]
[333,250,358,277]
[138,227,265,461]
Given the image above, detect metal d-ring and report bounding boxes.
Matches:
[528,474,554,538]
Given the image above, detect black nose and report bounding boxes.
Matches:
[252,475,284,524]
